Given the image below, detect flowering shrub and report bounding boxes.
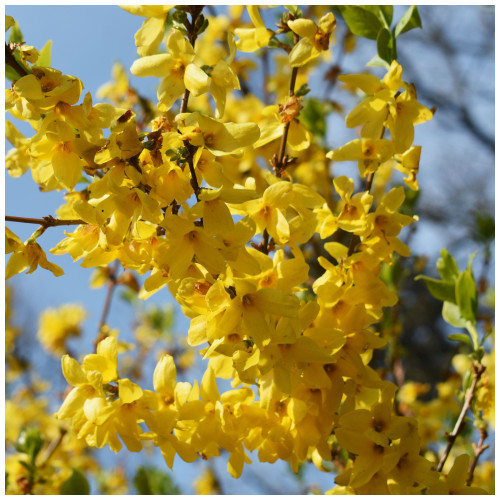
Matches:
[5,6,494,495]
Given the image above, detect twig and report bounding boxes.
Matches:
[274,34,300,178]
[346,163,375,257]
[6,215,86,227]
[5,42,29,78]
[38,429,68,469]
[435,361,486,472]
[177,6,204,201]
[94,260,120,347]
[466,427,489,486]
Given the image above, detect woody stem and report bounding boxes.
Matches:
[435,361,485,472]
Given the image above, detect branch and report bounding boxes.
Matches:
[94,260,120,348]
[177,6,204,201]
[435,361,486,472]
[273,34,300,178]
[6,215,86,227]
[5,42,29,78]
[347,172,375,257]
[466,427,489,486]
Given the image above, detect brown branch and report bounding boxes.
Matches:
[435,361,486,472]
[177,6,204,201]
[466,427,489,486]
[5,42,29,78]
[346,172,375,257]
[38,429,68,469]
[6,215,86,227]
[274,34,300,178]
[94,260,120,348]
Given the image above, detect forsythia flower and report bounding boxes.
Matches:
[38,304,86,356]
[288,12,336,67]
[131,30,209,111]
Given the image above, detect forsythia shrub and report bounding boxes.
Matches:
[5,5,494,495]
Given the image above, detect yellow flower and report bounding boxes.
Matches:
[427,454,489,495]
[38,304,86,356]
[120,5,173,56]
[180,112,260,156]
[327,137,395,178]
[131,30,209,111]
[386,84,433,153]
[288,12,336,67]
[339,60,403,138]
[13,67,83,114]
[234,6,272,53]
[6,228,64,280]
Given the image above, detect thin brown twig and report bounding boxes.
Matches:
[177,6,204,201]
[95,260,120,348]
[274,34,300,178]
[6,215,86,227]
[435,361,486,472]
[38,429,68,469]
[466,427,489,486]
[5,42,29,78]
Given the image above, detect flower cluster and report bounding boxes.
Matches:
[5,6,492,495]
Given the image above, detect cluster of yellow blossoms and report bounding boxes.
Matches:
[5,6,492,494]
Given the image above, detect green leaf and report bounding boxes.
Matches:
[455,270,478,323]
[393,6,422,38]
[5,64,21,82]
[16,428,44,461]
[436,248,459,281]
[299,98,327,140]
[415,275,456,304]
[133,466,181,495]
[295,83,310,98]
[442,301,467,328]
[448,333,473,348]
[366,53,390,69]
[18,460,33,473]
[60,469,90,495]
[9,21,23,44]
[285,5,303,17]
[376,27,397,64]
[37,40,52,67]
[359,6,393,28]
[338,6,383,40]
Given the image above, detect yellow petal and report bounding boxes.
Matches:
[289,38,319,67]
[135,16,165,56]
[118,378,144,403]
[62,355,88,386]
[153,354,177,395]
[184,63,210,96]
[52,149,82,190]
[130,53,173,78]
[288,18,317,39]
[157,74,185,111]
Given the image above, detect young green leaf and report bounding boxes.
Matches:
[376,27,397,64]
[394,6,422,38]
[442,301,467,328]
[338,6,383,40]
[436,248,460,281]
[455,270,478,324]
[415,275,456,304]
[5,64,21,82]
[9,21,23,44]
[448,333,473,348]
[59,469,90,495]
[359,6,393,28]
[37,40,52,67]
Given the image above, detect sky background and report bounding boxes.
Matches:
[4,4,495,494]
